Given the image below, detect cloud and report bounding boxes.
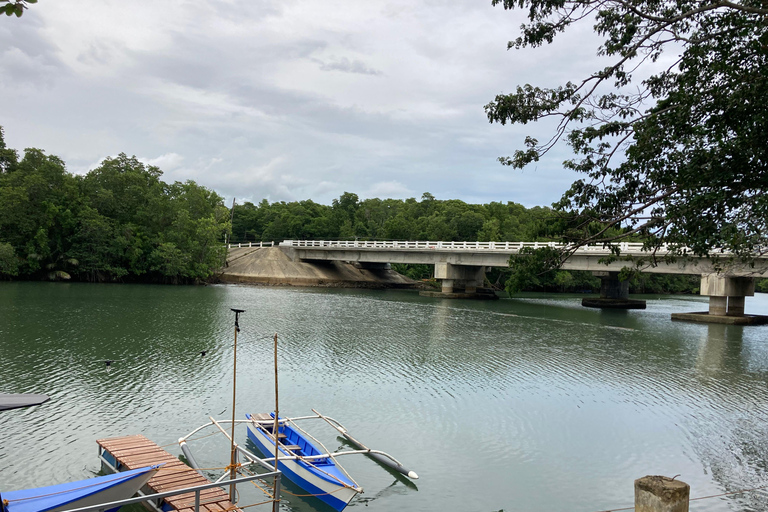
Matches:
[363,181,413,200]
[316,56,383,76]
[139,152,185,172]
[0,0,612,211]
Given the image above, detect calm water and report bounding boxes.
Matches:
[1,282,768,512]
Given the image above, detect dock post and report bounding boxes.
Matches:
[272,472,281,512]
[634,475,689,512]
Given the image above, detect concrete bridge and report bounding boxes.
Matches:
[229,240,768,324]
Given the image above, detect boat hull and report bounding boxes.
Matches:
[246,420,358,511]
[2,466,158,512]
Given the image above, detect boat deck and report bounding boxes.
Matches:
[97,434,240,512]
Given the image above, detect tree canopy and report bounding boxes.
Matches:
[485,0,768,260]
[230,192,554,245]
[0,127,230,283]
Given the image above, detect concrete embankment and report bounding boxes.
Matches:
[218,247,418,288]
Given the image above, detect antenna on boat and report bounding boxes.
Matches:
[229,308,245,502]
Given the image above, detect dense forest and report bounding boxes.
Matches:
[0,128,230,283]
[0,127,703,293]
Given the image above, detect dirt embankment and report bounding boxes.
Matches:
[217,247,418,289]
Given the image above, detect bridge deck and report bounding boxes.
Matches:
[274,240,768,276]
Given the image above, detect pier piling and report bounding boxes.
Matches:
[634,475,689,512]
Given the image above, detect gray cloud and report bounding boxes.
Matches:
[0,0,607,210]
[316,56,382,76]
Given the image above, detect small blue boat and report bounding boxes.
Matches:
[246,413,361,511]
[1,465,160,512]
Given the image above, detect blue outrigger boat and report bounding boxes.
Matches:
[245,410,418,512]
[1,465,160,512]
[246,412,360,511]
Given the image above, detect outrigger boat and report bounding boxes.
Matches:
[245,410,418,512]
[177,412,417,512]
[1,465,160,512]
[246,412,360,511]
[173,311,418,512]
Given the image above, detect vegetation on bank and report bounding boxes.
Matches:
[0,128,230,283]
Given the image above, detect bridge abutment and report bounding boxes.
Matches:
[672,275,768,324]
[582,271,646,309]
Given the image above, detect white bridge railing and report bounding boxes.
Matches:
[280,239,658,254]
[226,241,275,249]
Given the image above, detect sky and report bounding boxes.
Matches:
[1,0,608,208]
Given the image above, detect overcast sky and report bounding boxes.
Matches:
[1,0,607,207]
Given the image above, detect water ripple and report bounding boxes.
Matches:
[3,285,768,512]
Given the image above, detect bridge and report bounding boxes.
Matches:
[228,240,768,324]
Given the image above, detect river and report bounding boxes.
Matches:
[1,282,767,512]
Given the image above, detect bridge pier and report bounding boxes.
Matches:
[672,275,768,324]
[435,262,485,294]
[582,271,646,309]
[420,263,497,299]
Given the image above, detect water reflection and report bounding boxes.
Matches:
[696,324,744,376]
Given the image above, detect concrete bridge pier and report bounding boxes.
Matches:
[420,263,497,299]
[582,271,646,309]
[435,263,485,294]
[672,275,767,324]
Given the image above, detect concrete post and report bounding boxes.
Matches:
[673,276,767,324]
[708,296,727,316]
[634,475,689,512]
[727,296,745,316]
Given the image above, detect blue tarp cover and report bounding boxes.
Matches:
[2,466,156,512]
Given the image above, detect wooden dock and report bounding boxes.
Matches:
[97,434,240,512]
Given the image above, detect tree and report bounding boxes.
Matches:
[486,0,768,260]
[0,242,18,278]
[1,0,36,17]
[0,127,18,173]
[0,148,81,275]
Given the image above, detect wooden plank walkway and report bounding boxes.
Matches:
[97,434,240,512]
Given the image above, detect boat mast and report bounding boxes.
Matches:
[272,332,280,512]
[229,308,245,502]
